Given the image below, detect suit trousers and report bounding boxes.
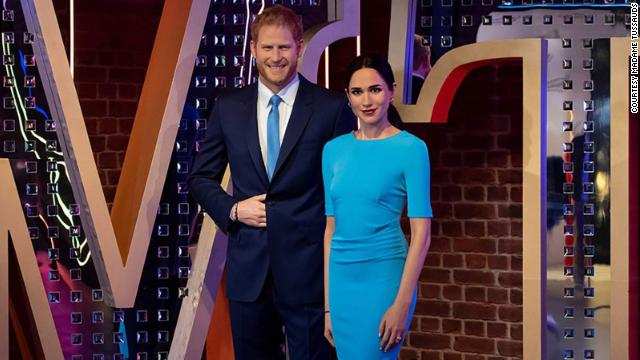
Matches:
[228,272,331,360]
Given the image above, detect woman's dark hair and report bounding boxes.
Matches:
[345,54,403,129]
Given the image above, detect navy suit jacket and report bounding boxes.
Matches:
[189,75,356,304]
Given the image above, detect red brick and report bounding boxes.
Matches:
[509,289,522,305]
[443,285,462,300]
[420,268,451,284]
[106,170,121,186]
[487,288,508,304]
[454,204,496,219]
[462,355,485,360]
[106,135,129,151]
[453,303,496,320]
[487,187,508,201]
[74,66,107,82]
[410,333,451,349]
[510,256,522,271]
[451,135,494,150]
[463,152,486,167]
[464,221,486,237]
[497,169,522,184]
[487,151,509,167]
[98,152,117,169]
[441,152,462,166]
[97,51,116,66]
[79,99,107,117]
[498,306,522,322]
[510,186,522,202]
[443,319,462,334]
[487,221,509,237]
[497,272,522,288]
[454,270,495,286]
[117,152,125,167]
[118,118,134,133]
[419,317,441,331]
[88,135,105,152]
[510,221,523,237]
[463,186,485,201]
[453,238,496,254]
[487,255,509,270]
[108,67,147,83]
[431,186,441,202]
[453,336,495,354]
[76,83,97,99]
[464,320,485,336]
[498,239,522,254]
[497,134,521,151]
[117,51,153,67]
[98,83,117,98]
[75,49,96,65]
[98,169,107,185]
[409,317,419,331]
[433,169,451,183]
[443,353,462,360]
[511,151,523,167]
[425,253,441,267]
[415,300,451,317]
[97,118,118,134]
[465,254,486,269]
[430,237,452,252]
[464,287,486,302]
[442,221,463,236]
[103,186,116,204]
[75,34,115,51]
[497,204,522,218]
[510,324,523,340]
[441,185,462,201]
[109,100,138,117]
[497,340,522,357]
[487,322,507,338]
[433,203,453,218]
[85,118,99,135]
[451,169,496,184]
[399,348,421,360]
[118,84,138,99]
[421,284,441,299]
[442,254,463,267]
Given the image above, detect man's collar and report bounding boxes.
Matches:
[258,73,300,108]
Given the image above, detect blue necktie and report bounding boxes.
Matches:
[266,95,282,180]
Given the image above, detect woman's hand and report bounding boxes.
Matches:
[324,312,335,347]
[378,302,409,352]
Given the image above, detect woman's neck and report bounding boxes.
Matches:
[357,120,398,140]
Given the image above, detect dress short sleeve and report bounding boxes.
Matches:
[322,144,335,216]
[405,140,433,218]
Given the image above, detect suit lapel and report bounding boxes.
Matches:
[243,84,269,185]
[272,76,313,181]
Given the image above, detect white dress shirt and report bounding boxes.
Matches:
[256,74,300,167]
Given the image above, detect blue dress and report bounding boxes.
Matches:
[322,131,432,359]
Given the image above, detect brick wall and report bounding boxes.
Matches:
[401,63,524,360]
[56,0,164,205]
